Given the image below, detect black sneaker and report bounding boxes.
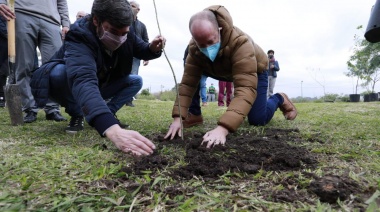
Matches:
[65,116,84,134]
[24,110,37,123]
[125,101,135,107]
[114,115,129,129]
[0,96,5,107]
[46,111,67,122]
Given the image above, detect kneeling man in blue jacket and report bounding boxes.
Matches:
[31,0,166,156]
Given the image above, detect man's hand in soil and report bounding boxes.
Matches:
[105,124,155,156]
[201,126,229,148]
[164,117,182,140]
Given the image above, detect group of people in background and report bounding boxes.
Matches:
[0,0,296,155]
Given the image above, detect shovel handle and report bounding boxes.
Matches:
[7,0,15,62]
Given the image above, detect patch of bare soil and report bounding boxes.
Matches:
[113,128,370,209]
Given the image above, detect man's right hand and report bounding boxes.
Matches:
[164,117,182,140]
[0,4,16,21]
[105,124,155,156]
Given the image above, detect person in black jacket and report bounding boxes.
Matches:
[125,0,149,107]
[31,0,166,156]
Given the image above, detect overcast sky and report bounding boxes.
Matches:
[66,0,377,98]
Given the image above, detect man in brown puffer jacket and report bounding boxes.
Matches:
[165,5,297,148]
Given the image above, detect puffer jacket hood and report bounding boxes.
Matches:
[172,5,268,132]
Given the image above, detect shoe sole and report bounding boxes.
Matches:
[65,130,82,134]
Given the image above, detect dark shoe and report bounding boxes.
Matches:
[65,116,84,134]
[278,93,297,120]
[114,115,129,129]
[24,110,37,123]
[0,96,5,107]
[46,111,67,122]
[183,112,203,128]
[125,101,135,107]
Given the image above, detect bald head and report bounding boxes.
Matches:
[76,11,88,20]
[129,0,140,20]
[189,11,219,48]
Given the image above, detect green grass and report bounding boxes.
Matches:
[1,100,380,211]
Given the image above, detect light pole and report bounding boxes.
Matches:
[301,81,303,98]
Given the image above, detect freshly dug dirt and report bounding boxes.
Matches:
[114,128,369,208]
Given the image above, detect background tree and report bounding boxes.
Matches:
[346,26,380,93]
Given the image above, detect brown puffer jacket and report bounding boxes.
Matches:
[172,5,268,132]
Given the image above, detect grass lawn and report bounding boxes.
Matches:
[1,99,380,211]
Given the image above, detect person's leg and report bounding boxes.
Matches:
[14,13,40,115]
[39,17,65,117]
[188,85,201,116]
[49,64,83,117]
[184,85,203,128]
[50,63,85,133]
[130,58,141,75]
[200,75,207,104]
[267,76,276,98]
[218,81,226,106]
[100,75,142,115]
[126,58,141,106]
[247,71,283,126]
[226,82,233,106]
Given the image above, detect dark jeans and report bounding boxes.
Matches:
[189,71,284,126]
[49,64,143,117]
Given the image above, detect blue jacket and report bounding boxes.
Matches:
[31,16,161,135]
[267,60,280,77]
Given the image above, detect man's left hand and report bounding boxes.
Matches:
[201,126,229,148]
[61,26,69,40]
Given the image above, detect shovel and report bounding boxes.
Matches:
[4,0,23,126]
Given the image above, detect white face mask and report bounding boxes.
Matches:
[99,24,128,51]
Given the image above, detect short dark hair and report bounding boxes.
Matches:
[91,0,133,28]
[267,49,274,54]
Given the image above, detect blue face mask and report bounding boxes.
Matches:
[199,42,220,62]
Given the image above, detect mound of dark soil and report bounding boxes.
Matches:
[130,128,318,179]
[113,128,369,208]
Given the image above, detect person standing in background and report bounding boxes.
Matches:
[76,11,88,20]
[125,0,149,107]
[266,49,280,98]
[218,80,233,107]
[207,83,216,102]
[0,0,70,123]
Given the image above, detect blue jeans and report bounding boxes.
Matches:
[189,71,284,126]
[49,64,142,117]
[131,57,140,75]
[200,75,208,103]
[247,71,283,125]
[188,75,207,115]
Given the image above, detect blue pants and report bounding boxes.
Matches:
[189,71,284,126]
[131,57,141,75]
[200,75,208,103]
[49,64,142,117]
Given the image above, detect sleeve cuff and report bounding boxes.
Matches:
[90,113,119,136]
